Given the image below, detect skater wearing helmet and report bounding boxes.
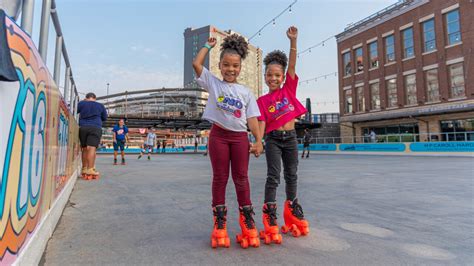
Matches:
[256,26,310,245]
[193,33,263,249]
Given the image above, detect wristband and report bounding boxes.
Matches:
[204,43,212,50]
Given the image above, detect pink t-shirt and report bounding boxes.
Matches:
[257,73,307,134]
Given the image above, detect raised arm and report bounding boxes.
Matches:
[192,37,217,78]
[287,26,298,79]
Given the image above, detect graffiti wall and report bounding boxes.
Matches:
[0,11,80,264]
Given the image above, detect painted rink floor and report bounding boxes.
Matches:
[42,154,474,265]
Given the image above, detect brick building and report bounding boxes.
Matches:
[336,0,473,142]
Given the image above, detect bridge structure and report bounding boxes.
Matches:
[97,87,321,130]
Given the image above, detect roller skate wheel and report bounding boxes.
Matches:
[264,234,271,245]
[236,234,242,243]
[259,230,265,239]
[240,238,249,249]
[291,226,301,237]
[301,227,309,235]
[224,237,230,248]
[272,233,282,243]
[217,238,226,246]
[251,238,260,247]
[274,234,282,244]
[211,238,217,248]
[281,225,289,234]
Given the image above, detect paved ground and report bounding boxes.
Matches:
[42,154,473,265]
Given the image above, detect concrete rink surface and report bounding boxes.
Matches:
[41,154,474,265]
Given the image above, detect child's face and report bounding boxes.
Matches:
[265,64,285,92]
[219,54,241,83]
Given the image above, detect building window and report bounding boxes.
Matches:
[370,83,380,110]
[425,69,439,102]
[445,9,461,45]
[369,41,378,68]
[385,35,395,63]
[362,123,419,143]
[356,85,365,112]
[355,47,363,73]
[386,78,397,107]
[343,52,351,76]
[449,63,465,98]
[422,19,436,52]
[405,74,417,105]
[402,28,414,58]
[440,119,474,141]
[344,89,353,113]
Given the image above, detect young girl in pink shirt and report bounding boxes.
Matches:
[257,26,310,244]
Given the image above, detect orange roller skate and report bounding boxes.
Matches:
[210,205,230,248]
[259,203,282,245]
[81,167,90,180]
[82,168,100,180]
[281,199,310,237]
[236,206,260,248]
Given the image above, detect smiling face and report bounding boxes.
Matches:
[265,64,285,92]
[219,53,241,83]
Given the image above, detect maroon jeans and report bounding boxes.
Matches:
[209,124,252,207]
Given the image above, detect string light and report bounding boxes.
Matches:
[249,0,297,41]
[299,72,338,85]
[297,35,334,57]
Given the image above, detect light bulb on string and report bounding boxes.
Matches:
[289,6,292,13]
[309,48,311,53]
[322,41,325,46]
[272,20,276,26]
[258,31,261,37]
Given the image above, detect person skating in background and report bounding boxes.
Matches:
[256,27,310,245]
[77,92,107,179]
[156,140,161,153]
[302,128,311,159]
[112,119,129,165]
[161,139,166,153]
[138,127,156,160]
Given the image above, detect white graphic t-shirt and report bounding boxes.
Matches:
[145,132,156,146]
[196,67,261,132]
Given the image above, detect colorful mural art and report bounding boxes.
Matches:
[0,11,80,264]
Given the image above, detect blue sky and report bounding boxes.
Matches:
[28,0,394,113]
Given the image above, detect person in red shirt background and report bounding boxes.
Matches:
[257,26,310,244]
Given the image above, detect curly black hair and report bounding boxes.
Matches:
[220,34,249,60]
[264,50,288,71]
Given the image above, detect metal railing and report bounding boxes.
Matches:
[19,0,79,118]
[298,131,474,144]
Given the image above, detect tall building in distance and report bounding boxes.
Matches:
[336,0,473,143]
[183,25,263,98]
